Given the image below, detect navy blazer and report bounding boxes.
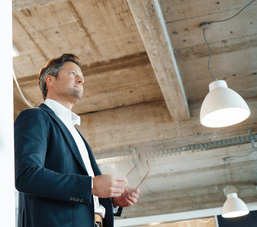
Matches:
[15,104,120,227]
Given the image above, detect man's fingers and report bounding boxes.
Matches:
[110,186,124,194]
[92,174,129,198]
[127,194,138,203]
[108,175,128,190]
[113,175,127,182]
[113,175,128,186]
[126,186,140,194]
[111,192,122,197]
[112,180,126,189]
[131,190,140,198]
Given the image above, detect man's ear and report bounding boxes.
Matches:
[45,75,55,87]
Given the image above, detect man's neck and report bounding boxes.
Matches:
[45,96,77,111]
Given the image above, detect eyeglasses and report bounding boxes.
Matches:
[126,154,149,189]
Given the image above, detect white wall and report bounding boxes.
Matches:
[0,0,15,226]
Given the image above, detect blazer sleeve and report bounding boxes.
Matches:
[15,108,93,205]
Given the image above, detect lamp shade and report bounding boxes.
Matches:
[200,80,250,128]
[222,193,249,218]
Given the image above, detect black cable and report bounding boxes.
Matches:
[208,0,256,25]
[223,158,231,188]
[223,148,257,186]
[224,148,257,160]
[203,28,217,81]
[200,0,256,80]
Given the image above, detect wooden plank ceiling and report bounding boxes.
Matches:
[13,0,257,220]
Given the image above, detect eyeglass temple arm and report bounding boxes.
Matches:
[126,154,140,177]
[135,160,149,189]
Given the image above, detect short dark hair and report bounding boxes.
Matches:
[38,53,81,100]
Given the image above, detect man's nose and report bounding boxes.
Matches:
[76,74,84,84]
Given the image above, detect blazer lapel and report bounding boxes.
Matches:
[39,103,88,173]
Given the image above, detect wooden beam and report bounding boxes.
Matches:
[127,0,190,121]
[12,0,68,11]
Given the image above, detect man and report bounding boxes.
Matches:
[15,53,140,227]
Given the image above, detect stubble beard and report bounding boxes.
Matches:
[69,88,83,101]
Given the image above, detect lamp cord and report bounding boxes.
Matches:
[201,0,256,80]
[207,0,256,25]
[223,158,231,191]
[13,69,34,108]
[223,148,257,188]
[203,28,217,81]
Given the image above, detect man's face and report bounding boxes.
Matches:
[51,61,84,103]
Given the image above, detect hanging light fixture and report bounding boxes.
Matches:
[199,0,255,127]
[200,80,250,128]
[220,130,257,218]
[221,153,253,218]
[222,186,249,218]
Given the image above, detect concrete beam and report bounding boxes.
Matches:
[121,183,257,218]
[127,0,190,121]
[77,98,257,155]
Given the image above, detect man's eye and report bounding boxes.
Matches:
[70,72,75,76]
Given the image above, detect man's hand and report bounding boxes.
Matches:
[92,175,127,198]
[112,186,140,207]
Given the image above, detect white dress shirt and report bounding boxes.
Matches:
[44,99,106,218]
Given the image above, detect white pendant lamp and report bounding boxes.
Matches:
[200,80,250,128]
[222,192,249,218]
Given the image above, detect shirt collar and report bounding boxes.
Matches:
[44,99,81,126]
